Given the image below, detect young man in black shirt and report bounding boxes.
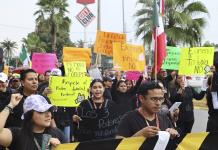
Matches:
[116,81,178,138]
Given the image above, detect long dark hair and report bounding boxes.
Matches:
[18,110,53,150]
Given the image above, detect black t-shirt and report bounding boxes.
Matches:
[117,110,173,137]
[8,127,67,150]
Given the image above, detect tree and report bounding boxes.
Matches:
[22,32,46,53]
[203,41,218,47]
[34,0,70,52]
[0,39,17,66]
[135,0,208,47]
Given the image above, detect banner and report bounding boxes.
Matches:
[179,47,214,75]
[64,61,86,77]
[162,46,180,70]
[126,71,141,81]
[55,132,217,150]
[94,31,126,56]
[32,53,57,74]
[48,76,90,107]
[63,47,91,68]
[113,42,145,71]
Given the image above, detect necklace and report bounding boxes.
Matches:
[138,108,160,128]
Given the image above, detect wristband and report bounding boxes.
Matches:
[5,105,14,114]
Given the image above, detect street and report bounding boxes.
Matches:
[192,109,208,132]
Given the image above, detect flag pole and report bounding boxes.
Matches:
[155,27,158,82]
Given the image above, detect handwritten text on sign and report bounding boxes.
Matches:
[64,61,86,77]
[94,31,126,56]
[113,42,145,71]
[162,46,180,70]
[179,47,214,75]
[48,76,90,107]
[63,47,91,68]
[32,53,57,74]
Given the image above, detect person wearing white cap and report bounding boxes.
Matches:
[0,72,8,92]
[0,94,67,150]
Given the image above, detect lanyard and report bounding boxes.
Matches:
[138,108,160,129]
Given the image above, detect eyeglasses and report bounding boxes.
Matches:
[148,97,165,103]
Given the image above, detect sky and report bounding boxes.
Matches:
[0,0,218,56]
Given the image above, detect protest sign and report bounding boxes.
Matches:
[113,42,145,71]
[179,47,214,75]
[48,76,90,107]
[32,53,57,74]
[162,46,180,70]
[64,61,86,77]
[63,47,91,68]
[3,65,9,75]
[126,71,141,80]
[94,31,126,56]
[88,67,102,80]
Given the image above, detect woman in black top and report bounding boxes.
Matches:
[73,79,124,142]
[0,94,66,150]
[169,75,205,134]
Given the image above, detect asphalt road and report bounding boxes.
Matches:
[192,109,208,133]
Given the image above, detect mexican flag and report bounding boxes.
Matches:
[152,0,166,73]
[19,45,30,67]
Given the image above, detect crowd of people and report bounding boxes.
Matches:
[0,64,218,150]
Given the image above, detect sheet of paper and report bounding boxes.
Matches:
[169,102,182,113]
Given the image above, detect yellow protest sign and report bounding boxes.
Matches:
[48,76,91,107]
[3,65,9,75]
[63,47,91,68]
[94,30,126,56]
[113,42,145,71]
[179,47,214,75]
[64,61,86,77]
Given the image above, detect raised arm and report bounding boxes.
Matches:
[0,94,23,147]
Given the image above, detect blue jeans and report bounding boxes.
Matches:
[62,126,71,142]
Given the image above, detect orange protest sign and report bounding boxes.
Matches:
[3,65,9,75]
[63,47,91,67]
[113,42,146,71]
[94,31,126,56]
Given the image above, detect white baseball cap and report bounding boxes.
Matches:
[0,72,8,82]
[50,68,62,76]
[21,94,54,119]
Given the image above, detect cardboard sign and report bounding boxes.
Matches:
[64,61,86,77]
[63,47,91,68]
[32,53,57,74]
[94,31,126,56]
[126,71,141,80]
[162,46,181,70]
[179,47,214,75]
[113,42,145,71]
[76,7,95,27]
[48,76,91,107]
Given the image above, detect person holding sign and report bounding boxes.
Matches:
[0,94,67,150]
[169,75,205,134]
[116,81,179,139]
[111,71,143,112]
[73,79,124,142]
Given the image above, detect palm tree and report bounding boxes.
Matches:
[34,0,70,52]
[135,0,208,47]
[0,39,17,66]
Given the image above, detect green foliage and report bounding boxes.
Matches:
[135,0,209,47]
[0,39,18,65]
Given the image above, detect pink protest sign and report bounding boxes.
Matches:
[126,71,141,81]
[32,53,57,74]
